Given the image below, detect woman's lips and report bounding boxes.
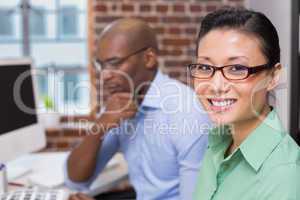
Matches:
[207,98,237,112]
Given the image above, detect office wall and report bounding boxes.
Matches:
[46,0,245,151]
[246,0,292,130]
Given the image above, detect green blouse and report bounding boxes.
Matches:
[194,110,300,200]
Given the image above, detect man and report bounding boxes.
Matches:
[65,18,211,200]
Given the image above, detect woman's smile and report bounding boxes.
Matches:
[207,98,238,112]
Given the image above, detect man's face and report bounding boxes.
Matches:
[96,35,147,102]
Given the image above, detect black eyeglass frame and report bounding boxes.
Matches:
[188,63,272,80]
[94,46,150,71]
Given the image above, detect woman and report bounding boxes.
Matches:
[190,8,300,200]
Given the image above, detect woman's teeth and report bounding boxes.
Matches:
[209,99,237,107]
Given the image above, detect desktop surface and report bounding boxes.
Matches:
[7,152,129,197]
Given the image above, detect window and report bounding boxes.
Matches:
[59,6,78,37]
[30,8,46,37]
[0,0,89,115]
[0,9,13,36]
[59,70,90,114]
[36,73,48,98]
[63,74,80,103]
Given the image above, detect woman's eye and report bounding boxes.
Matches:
[229,65,247,71]
[199,65,212,71]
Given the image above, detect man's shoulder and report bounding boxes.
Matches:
[159,73,194,94]
[158,74,203,114]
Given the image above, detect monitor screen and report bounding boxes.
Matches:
[0,64,37,135]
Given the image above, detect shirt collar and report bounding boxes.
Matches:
[239,109,285,172]
[140,70,168,109]
[208,109,286,172]
[208,125,232,149]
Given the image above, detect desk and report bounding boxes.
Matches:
[7,152,129,197]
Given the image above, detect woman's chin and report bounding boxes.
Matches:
[208,111,236,125]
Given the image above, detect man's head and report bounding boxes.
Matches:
[95,18,159,101]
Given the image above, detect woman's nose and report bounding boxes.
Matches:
[209,70,230,94]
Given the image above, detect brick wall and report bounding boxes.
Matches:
[46,0,244,151]
[46,127,88,151]
[93,0,243,79]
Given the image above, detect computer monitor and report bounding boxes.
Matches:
[0,58,46,162]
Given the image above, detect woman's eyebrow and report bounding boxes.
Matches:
[196,56,211,61]
[228,56,249,62]
[196,56,249,63]
[197,56,249,60]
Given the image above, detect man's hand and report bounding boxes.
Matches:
[99,92,138,127]
[67,92,138,182]
[69,193,94,200]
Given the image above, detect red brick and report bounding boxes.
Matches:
[156,5,168,13]
[163,38,191,46]
[154,27,165,34]
[139,16,159,23]
[206,5,217,12]
[95,16,121,23]
[121,4,134,12]
[60,115,92,123]
[159,49,183,56]
[111,4,118,11]
[185,27,198,35]
[61,129,87,137]
[170,49,183,56]
[94,4,107,12]
[164,60,191,67]
[168,27,181,34]
[56,142,70,149]
[159,49,168,56]
[190,5,203,12]
[173,4,185,12]
[140,4,152,12]
[46,129,62,137]
[162,16,191,23]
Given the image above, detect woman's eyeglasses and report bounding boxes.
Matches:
[188,63,272,80]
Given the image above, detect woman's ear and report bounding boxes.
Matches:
[144,48,158,70]
[267,63,282,91]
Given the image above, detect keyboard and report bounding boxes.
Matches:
[0,188,68,200]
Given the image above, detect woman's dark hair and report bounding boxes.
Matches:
[197,7,280,67]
